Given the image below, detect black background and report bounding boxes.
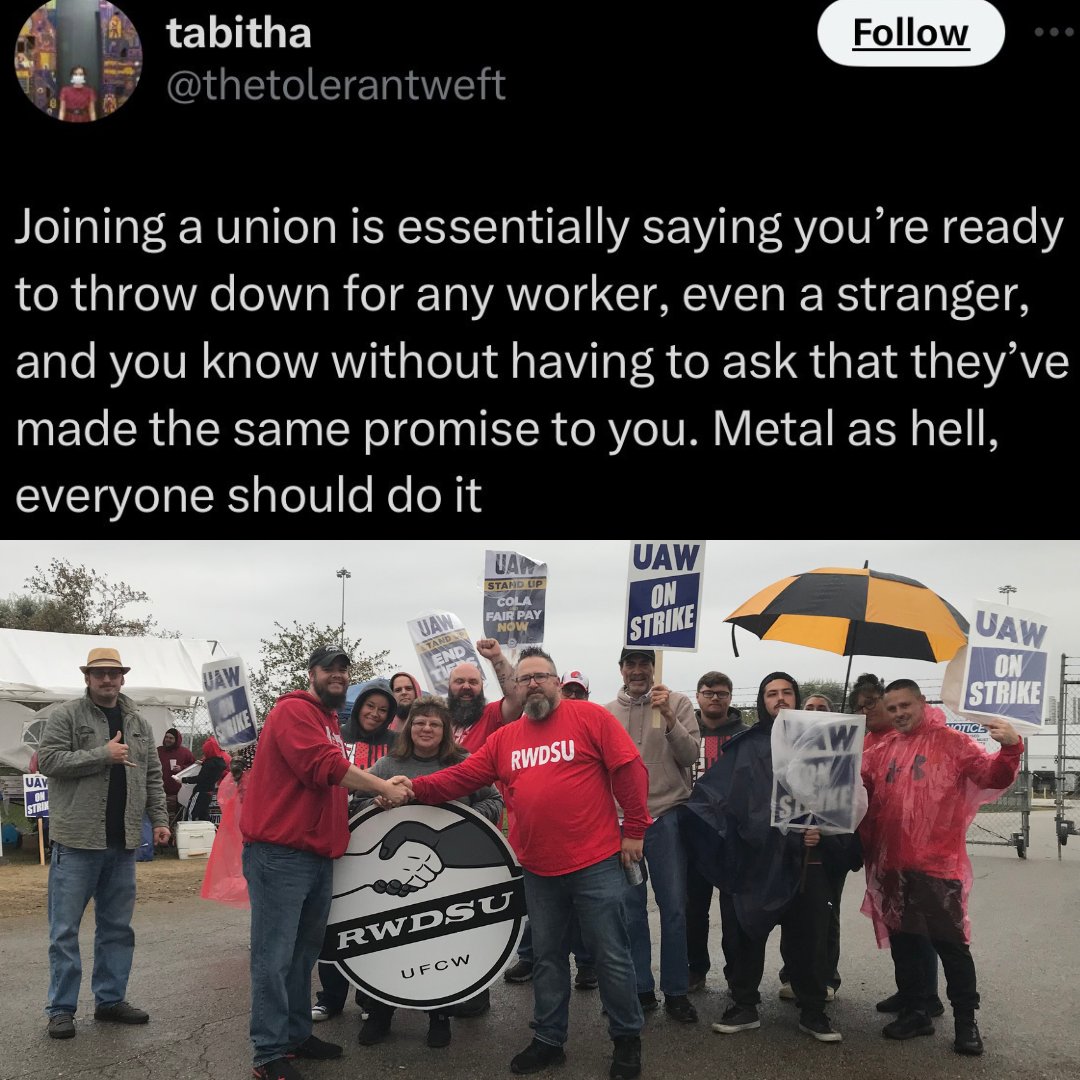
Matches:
[5,2,1075,537]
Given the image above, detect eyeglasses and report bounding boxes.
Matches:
[512,673,559,685]
[412,720,444,729]
[88,670,124,679]
[698,690,731,700]
[857,698,882,711]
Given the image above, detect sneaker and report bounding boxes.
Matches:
[505,959,535,983]
[426,1012,451,1049]
[664,995,698,1023]
[289,1035,343,1059]
[310,1004,333,1023]
[446,988,490,1017]
[510,1037,566,1074]
[357,1008,393,1046]
[687,971,707,994]
[637,990,659,1012]
[778,982,796,1001]
[47,1013,76,1039]
[574,964,599,990]
[252,1059,304,1080]
[876,992,944,1017]
[711,1004,760,1034]
[883,1010,934,1040]
[799,1012,842,1043]
[94,1001,149,1024]
[954,1018,984,1056]
[610,1035,641,1080]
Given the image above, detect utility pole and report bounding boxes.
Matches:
[336,567,351,647]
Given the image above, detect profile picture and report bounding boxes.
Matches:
[14,1,142,122]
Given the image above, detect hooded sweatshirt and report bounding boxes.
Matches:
[239,689,352,858]
[388,670,423,722]
[340,678,397,768]
[606,685,699,818]
[157,727,196,798]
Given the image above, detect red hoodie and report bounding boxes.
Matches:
[157,728,196,798]
[239,690,352,858]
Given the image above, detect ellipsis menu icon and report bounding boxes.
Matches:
[818,0,1006,67]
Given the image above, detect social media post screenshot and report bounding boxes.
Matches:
[5,1,1074,535]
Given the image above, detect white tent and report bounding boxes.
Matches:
[0,629,226,771]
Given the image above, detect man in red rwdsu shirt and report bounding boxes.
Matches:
[398,646,651,1080]
[240,646,410,1080]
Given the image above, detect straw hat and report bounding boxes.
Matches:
[80,647,131,674]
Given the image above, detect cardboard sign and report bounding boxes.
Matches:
[960,600,1049,732]
[624,541,705,651]
[482,550,547,648]
[408,612,482,696]
[322,803,526,1008]
[770,710,866,834]
[202,657,258,749]
[23,772,49,819]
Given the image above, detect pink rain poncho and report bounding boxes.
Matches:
[859,705,1022,946]
[200,771,248,908]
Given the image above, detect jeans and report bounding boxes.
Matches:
[517,913,594,967]
[47,842,136,1016]
[523,855,643,1046]
[625,808,689,996]
[244,842,333,1066]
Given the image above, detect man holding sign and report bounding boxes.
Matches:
[861,679,1022,1056]
[37,647,170,1039]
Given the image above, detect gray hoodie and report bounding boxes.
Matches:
[606,687,700,818]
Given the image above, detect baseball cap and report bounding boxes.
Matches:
[619,648,656,664]
[308,645,351,669]
[560,670,589,691]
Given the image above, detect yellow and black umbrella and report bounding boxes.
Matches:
[725,565,969,666]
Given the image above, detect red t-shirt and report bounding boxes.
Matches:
[412,698,651,875]
[239,690,352,858]
[452,698,511,752]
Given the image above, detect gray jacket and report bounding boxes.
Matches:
[37,691,169,849]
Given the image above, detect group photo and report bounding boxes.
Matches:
[0,539,1077,1080]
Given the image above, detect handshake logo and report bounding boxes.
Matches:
[323,804,526,1009]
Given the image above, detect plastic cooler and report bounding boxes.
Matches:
[177,821,217,859]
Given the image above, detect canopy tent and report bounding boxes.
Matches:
[0,629,226,772]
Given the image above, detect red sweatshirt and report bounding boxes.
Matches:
[411,698,651,876]
[239,690,352,858]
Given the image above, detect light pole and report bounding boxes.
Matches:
[998,584,1018,606]
[336,567,352,646]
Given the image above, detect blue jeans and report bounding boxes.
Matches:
[523,855,642,1046]
[244,842,333,1066]
[47,843,137,1016]
[517,913,594,967]
[625,808,689,996]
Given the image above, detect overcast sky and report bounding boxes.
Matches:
[0,539,1074,708]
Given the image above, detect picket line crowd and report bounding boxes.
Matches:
[35,640,1022,1080]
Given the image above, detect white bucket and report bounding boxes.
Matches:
[177,820,216,859]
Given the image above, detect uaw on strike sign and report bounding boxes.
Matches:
[322,803,526,1009]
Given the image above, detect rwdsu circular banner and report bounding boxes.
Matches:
[321,803,526,1008]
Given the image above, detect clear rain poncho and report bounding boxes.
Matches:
[859,704,1022,946]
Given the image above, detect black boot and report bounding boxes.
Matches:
[610,1035,641,1080]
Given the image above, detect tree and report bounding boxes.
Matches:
[800,678,846,710]
[0,558,178,637]
[248,620,390,721]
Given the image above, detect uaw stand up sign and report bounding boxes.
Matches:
[322,803,526,1009]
